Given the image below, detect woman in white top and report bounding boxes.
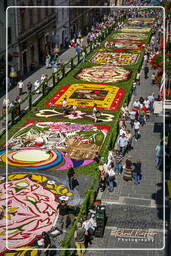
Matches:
[133,120,141,141]
[106,165,116,192]
[34,80,40,94]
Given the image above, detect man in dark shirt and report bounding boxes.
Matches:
[67,167,75,190]
[56,201,69,232]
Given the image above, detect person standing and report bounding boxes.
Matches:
[106,165,116,192]
[136,72,140,85]
[67,166,75,191]
[34,80,40,94]
[56,201,69,233]
[132,81,137,96]
[27,82,32,94]
[155,141,163,169]
[74,222,86,256]
[151,72,155,85]
[17,80,24,95]
[107,148,114,167]
[129,109,136,128]
[144,65,149,79]
[41,232,51,256]
[82,50,86,63]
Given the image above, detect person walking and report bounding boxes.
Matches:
[132,160,142,185]
[133,119,141,142]
[117,133,128,156]
[123,158,133,182]
[126,129,133,151]
[148,93,155,114]
[144,65,149,79]
[113,150,123,175]
[138,107,146,127]
[17,80,24,95]
[74,222,86,256]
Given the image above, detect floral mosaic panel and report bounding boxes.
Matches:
[34,108,115,123]
[0,174,73,254]
[2,121,110,167]
[75,66,131,83]
[102,40,145,50]
[46,83,124,111]
[112,32,148,41]
[120,26,151,33]
[90,52,139,65]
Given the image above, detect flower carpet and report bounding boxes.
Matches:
[0,173,73,254]
[46,83,124,111]
[120,26,151,33]
[90,52,139,65]
[34,108,115,123]
[2,120,110,168]
[112,32,148,41]
[102,40,145,50]
[75,66,131,83]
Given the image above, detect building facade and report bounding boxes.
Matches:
[15,0,57,75]
[0,0,18,88]
[3,0,110,77]
[69,0,108,38]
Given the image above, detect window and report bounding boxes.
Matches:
[8,27,12,45]
[4,0,8,11]
[29,8,33,26]
[62,8,64,20]
[20,9,25,32]
[37,0,41,21]
[45,0,48,16]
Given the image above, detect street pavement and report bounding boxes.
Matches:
[84,59,166,255]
